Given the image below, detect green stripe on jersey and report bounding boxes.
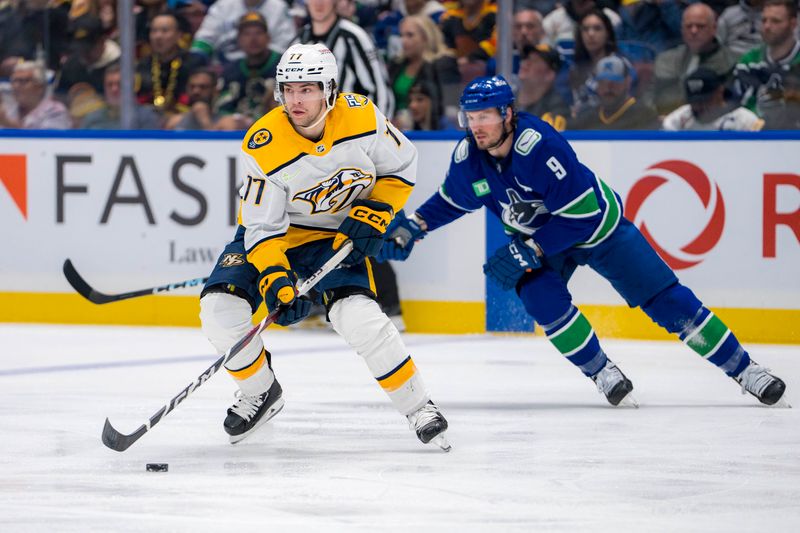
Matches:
[553,188,601,218]
[548,312,594,355]
[576,178,621,248]
[684,313,730,357]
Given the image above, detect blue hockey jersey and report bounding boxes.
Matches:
[416,112,622,256]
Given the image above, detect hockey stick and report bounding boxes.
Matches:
[101,241,354,452]
[63,259,208,304]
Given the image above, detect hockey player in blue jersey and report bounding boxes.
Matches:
[379,75,788,407]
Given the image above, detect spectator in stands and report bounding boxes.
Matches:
[56,15,121,98]
[136,12,204,115]
[735,0,799,115]
[0,61,71,129]
[761,62,800,128]
[81,62,162,129]
[718,0,765,57]
[190,0,295,64]
[486,7,544,77]
[542,0,621,61]
[569,9,627,114]
[663,66,764,130]
[617,0,683,60]
[0,0,71,74]
[517,0,558,19]
[134,0,170,54]
[373,0,446,59]
[439,0,497,85]
[517,43,570,131]
[296,0,395,117]
[97,0,119,40]
[175,0,208,38]
[215,12,281,130]
[389,15,458,120]
[405,79,452,130]
[571,54,660,129]
[652,2,737,115]
[164,68,219,130]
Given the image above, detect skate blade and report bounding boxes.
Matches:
[229,398,285,444]
[617,392,639,408]
[770,397,792,409]
[430,433,452,452]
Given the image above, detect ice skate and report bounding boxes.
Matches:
[592,360,638,407]
[224,379,285,443]
[407,401,451,452]
[735,361,789,407]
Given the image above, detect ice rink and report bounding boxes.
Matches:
[1,323,798,532]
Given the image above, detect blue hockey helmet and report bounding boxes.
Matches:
[458,75,515,128]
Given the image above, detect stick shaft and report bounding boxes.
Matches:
[101,242,354,452]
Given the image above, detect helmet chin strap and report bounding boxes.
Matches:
[291,95,335,137]
[483,121,513,152]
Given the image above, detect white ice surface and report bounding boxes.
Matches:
[1,324,799,532]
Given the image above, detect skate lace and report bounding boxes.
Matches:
[593,363,623,396]
[739,364,774,396]
[408,403,439,431]
[229,390,264,421]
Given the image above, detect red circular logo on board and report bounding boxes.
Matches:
[625,160,725,270]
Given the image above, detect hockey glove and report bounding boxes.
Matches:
[375,210,427,262]
[258,266,312,327]
[334,199,393,265]
[483,236,542,291]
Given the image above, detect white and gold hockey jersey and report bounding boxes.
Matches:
[239,93,417,273]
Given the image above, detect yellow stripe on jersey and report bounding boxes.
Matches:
[242,93,378,177]
[371,176,414,214]
[247,225,337,273]
[376,356,417,392]
[227,349,267,380]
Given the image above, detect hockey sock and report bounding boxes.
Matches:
[329,294,430,415]
[542,306,607,378]
[642,284,750,377]
[679,307,750,377]
[200,292,275,396]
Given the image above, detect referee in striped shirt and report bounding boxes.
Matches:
[295,0,395,118]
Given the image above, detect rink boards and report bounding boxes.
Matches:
[0,130,798,342]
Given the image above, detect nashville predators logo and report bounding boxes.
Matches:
[219,253,245,267]
[247,128,272,149]
[293,168,374,214]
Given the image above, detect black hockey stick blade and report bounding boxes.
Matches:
[100,241,353,452]
[102,418,147,452]
[63,259,208,304]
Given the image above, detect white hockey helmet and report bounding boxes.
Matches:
[275,43,339,109]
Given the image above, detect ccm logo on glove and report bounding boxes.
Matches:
[508,241,533,269]
[352,207,390,230]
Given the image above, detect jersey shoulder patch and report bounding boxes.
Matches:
[331,93,378,138]
[453,138,470,164]
[514,128,543,156]
[242,108,305,173]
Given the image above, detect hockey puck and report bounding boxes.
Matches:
[146,463,168,472]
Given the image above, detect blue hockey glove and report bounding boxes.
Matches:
[483,236,542,291]
[375,210,427,262]
[258,266,312,326]
[334,199,393,265]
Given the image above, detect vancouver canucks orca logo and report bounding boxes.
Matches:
[293,168,374,214]
[499,188,550,234]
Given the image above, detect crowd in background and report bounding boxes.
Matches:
[1,0,799,132]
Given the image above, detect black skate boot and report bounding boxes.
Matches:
[407,401,451,451]
[735,361,787,406]
[592,361,637,407]
[224,378,284,443]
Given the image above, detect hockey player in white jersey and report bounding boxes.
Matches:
[199,43,450,450]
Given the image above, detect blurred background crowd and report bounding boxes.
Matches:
[1,0,799,132]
